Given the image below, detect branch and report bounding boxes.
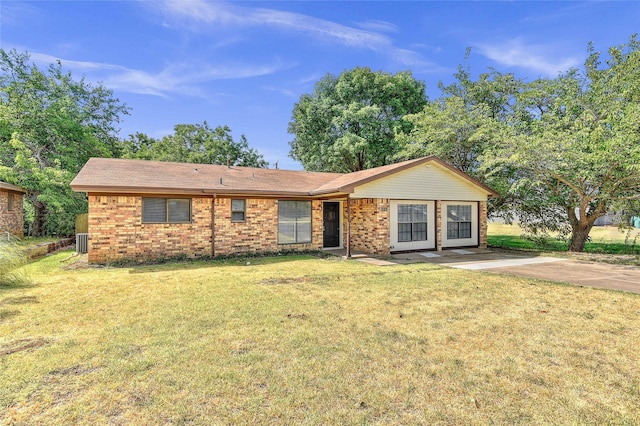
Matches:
[549,171,586,198]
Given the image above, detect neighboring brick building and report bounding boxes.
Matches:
[71,156,497,263]
[0,181,26,239]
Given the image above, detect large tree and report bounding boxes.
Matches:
[0,49,129,236]
[395,66,521,215]
[484,36,640,251]
[122,122,267,168]
[288,67,427,172]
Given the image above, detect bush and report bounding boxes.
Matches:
[0,241,30,286]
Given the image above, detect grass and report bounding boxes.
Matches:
[489,223,640,255]
[0,242,30,286]
[2,251,640,424]
[4,237,59,248]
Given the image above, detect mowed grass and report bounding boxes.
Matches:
[488,223,640,254]
[2,251,640,425]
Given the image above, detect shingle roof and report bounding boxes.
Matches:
[0,181,26,193]
[71,158,343,196]
[71,156,498,197]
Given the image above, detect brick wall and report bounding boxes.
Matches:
[0,189,24,238]
[87,195,325,263]
[87,194,213,263]
[86,193,484,263]
[214,198,323,256]
[348,198,390,255]
[479,201,488,249]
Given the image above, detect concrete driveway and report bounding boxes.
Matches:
[390,249,640,294]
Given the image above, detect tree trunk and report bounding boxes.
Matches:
[32,200,47,237]
[568,222,594,252]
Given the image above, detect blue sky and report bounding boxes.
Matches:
[1,1,639,170]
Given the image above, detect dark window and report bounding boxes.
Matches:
[231,199,246,222]
[397,204,427,242]
[7,193,14,211]
[446,205,472,239]
[278,201,312,244]
[142,198,191,223]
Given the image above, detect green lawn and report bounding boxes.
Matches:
[488,223,640,254]
[2,251,639,424]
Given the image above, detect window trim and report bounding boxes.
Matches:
[231,199,246,222]
[278,200,312,245]
[142,197,192,224]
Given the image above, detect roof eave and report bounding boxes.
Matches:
[0,182,27,193]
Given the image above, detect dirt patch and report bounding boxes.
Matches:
[1,337,47,356]
[559,252,640,266]
[286,313,308,320]
[258,277,309,285]
[49,365,98,376]
[60,254,90,270]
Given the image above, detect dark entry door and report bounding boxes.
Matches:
[323,202,340,248]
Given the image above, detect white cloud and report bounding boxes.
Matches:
[355,20,398,33]
[477,38,579,76]
[159,1,389,48]
[0,2,42,25]
[27,51,293,98]
[151,0,438,69]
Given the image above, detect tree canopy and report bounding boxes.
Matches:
[483,36,640,251]
[288,67,428,172]
[121,122,267,168]
[0,49,129,236]
[396,37,640,252]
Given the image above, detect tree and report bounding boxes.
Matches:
[396,96,501,174]
[395,65,521,216]
[288,67,427,172]
[120,132,158,161]
[122,122,267,168]
[484,36,640,252]
[0,49,129,236]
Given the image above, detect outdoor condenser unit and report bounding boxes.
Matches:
[76,233,89,254]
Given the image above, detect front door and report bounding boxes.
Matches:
[323,202,340,248]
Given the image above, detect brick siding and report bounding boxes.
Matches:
[348,198,390,255]
[86,194,487,263]
[87,194,213,263]
[88,195,324,263]
[479,201,488,249]
[0,189,24,238]
[213,198,323,256]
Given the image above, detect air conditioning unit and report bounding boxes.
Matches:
[76,233,89,254]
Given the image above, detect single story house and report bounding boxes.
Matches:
[0,181,26,239]
[70,156,498,263]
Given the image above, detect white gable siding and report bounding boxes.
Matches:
[351,162,488,201]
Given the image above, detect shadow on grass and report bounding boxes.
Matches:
[124,253,339,274]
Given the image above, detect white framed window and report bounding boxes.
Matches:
[231,199,246,222]
[447,205,472,239]
[278,200,311,244]
[142,198,191,223]
[397,204,427,242]
[390,200,435,251]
